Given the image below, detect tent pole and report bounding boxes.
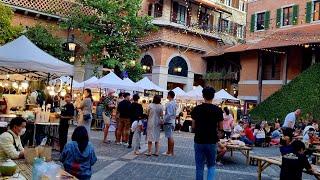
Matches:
[47,73,50,85]
[70,76,74,92]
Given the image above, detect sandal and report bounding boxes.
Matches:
[144,152,151,156]
[152,153,159,157]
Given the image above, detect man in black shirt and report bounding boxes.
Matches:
[280,140,314,180]
[191,87,223,180]
[59,94,75,152]
[116,93,131,145]
[128,94,143,148]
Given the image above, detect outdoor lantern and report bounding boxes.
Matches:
[69,56,75,63]
[174,67,182,73]
[142,65,147,70]
[67,34,76,51]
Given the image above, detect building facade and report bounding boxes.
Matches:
[208,0,320,112]
[138,0,246,91]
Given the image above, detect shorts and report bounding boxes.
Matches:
[118,118,131,133]
[164,124,175,138]
[102,113,111,125]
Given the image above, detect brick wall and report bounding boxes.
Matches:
[239,50,258,81]
[246,0,310,41]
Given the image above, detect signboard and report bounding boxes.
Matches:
[144,90,163,98]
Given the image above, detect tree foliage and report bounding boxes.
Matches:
[24,25,70,62]
[65,0,156,79]
[249,63,320,123]
[0,2,22,44]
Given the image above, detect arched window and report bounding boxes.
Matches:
[168,56,188,77]
[141,55,153,74]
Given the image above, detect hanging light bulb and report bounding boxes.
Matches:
[12,82,19,89]
[21,80,29,89]
[49,90,55,96]
[60,89,67,97]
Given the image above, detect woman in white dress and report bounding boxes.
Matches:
[145,95,163,156]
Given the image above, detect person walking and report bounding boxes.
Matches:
[59,94,75,152]
[222,107,233,139]
[283,109,301,137]
[145,95,163,156]
[102,89,116,143]
[116,93,131,145]
[191,87,224,180]
[78,88,93,134]
[128,94,143,148]
[60,126,97,180]
[163,91,177,156]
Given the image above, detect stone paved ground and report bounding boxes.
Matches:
[62,126,316,180]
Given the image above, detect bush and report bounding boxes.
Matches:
[249,63,320,123]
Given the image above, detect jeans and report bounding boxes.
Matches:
[240,136,254,145]
[194,143,217,180]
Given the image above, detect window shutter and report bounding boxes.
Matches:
[250,14,256,32]
[172,2,179,22]
[306,1,312,23]
[264,11,270,29]
[276,8,281,28]
[148,4,153,16]
[292,5,299,25]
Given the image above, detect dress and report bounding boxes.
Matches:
[147,103,163,142]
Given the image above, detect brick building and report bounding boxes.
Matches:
[1,0,247,90]
[207,0,320,113]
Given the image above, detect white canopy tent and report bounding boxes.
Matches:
[0,36,74,77]
[186,85,203,101]
[88,72,139,91]
[72,76,99,89]
[214,89,239,101]
[172,87,188,100]
[135,77,167,92]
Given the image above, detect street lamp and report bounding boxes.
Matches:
[67,34,76,51]
[69,56,75,63]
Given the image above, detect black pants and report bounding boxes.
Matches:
[224,131,232,139]
[59,119,70,152]
[128,131,134,146]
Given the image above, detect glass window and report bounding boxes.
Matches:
[225,0,232,6]
[256,12,265,30]
[220,19,229,33]
[237,25,243,39]
[282,6,293,26]
[177,5,187,25]
[239,1,245,11]
[314,1,320,21]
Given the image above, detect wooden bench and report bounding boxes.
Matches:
[250,155,320,180]
[313,152,320,165]
[226,144,252,165]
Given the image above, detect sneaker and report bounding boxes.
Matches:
[127,145,132,149]
[216,162,223,166]
[115,142,121,145]
[123,142,129,146]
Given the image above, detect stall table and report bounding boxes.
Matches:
[13,159,77,180]
[226,144,252,165]
[250,155,320,180]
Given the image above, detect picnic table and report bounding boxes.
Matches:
[250,155,320,180]
[226,144,252,165]
[12,159,77,180]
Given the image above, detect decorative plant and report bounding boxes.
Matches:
[0,2,22,44]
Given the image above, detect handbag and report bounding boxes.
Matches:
[83,114,91,121]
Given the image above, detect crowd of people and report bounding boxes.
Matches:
[0,85,318,180]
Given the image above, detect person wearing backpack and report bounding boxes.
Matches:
[60,126,97,179]
[0,117,26,159]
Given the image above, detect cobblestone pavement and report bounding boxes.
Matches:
[64,127,316,180]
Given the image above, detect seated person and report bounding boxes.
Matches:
[271,123,282,145]
[254,123,266,147]
[239,122,254,145]
[280,140,313,180]
[303,120,319,139]
[60,126,97,179]
[0,117,26,159]
[303,128,320,145]
[216,141,227,166]
[280,136,294,155]
[233,121,244,135]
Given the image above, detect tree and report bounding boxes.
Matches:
[0,2,21,44]
[24,25,71,62]
[65,0,156,80]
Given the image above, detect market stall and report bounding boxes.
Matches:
[0,35,74,148]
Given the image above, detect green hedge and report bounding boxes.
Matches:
[249,63,320,123]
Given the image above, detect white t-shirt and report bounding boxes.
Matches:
[283,112,296,128]
[234,124,243,134]
[131,120,143,132]
[254,129,266,139]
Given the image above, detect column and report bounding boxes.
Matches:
[151,66,168,90]
[185,71,194,92]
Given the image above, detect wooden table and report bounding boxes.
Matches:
[226,144,252,165]
[250,155,320,180]
[13,160,77,180]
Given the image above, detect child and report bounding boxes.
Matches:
[131,119,143,155]
[60,126,97,179]
[280,140,313,180]
[216,141,227,166]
